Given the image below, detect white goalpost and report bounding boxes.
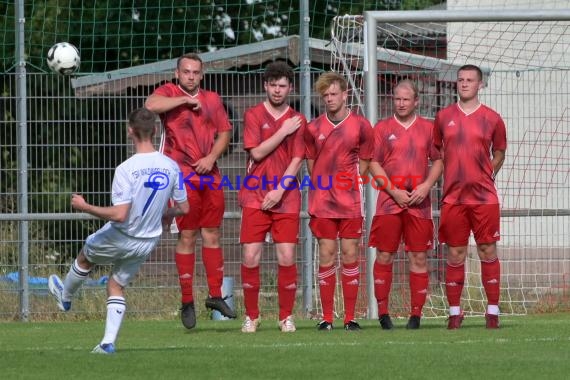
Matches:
[330,8,570,318]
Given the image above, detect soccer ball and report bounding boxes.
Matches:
[46,42,80,75]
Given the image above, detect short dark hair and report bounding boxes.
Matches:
[177,53,203,70]
[458,64,483,81]
[128,108,157,139]
[264,61,294,83]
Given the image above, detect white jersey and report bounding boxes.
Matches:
[110,151,186,238]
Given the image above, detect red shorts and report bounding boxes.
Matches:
[368,212,434,252]
[309,217,363,240]
[240,207,299,244]
[439,203,501,246]
[176,181,225,230]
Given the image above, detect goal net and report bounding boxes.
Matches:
[330,9,570,318]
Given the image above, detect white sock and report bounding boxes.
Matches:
[63,259,90,301]
[101,296,126,345]
[487,305,499,315]
[449,306,461,316]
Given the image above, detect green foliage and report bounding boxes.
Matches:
[1,0,445,73]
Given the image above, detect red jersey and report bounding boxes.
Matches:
[373,115,441,219]
[304,112,374,218]
[152,83,232,181]
[238,103,306,213]
[434,103,507,205]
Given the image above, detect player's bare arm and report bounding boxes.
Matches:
[71,193,130,223]
[261,156,303,210]
[162,200,190,229]
[492,149,506,177]
[369,161,411,208]
[193,130,231,174]
[248,116,302,162]
[358,158,370,178]
[409,158,443,206]
[145,94,201,114]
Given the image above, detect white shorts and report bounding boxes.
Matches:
[82,223,160,287]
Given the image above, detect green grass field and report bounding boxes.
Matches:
[2,314,569,380]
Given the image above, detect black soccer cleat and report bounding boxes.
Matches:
[379,314,394,330]
[317,320,333,331]
[344,320,362,331]
[205,296,237,319]
[406,315,421,330]
[180,302,196,329]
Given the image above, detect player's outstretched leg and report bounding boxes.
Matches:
[48,274,71,312]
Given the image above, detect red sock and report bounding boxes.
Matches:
[318,265,336,323]
[175,253,195,303]
[373,261,393,315]
[341,262,360,323]
[278,264,297,321]
[409,271,429,317]
[241,265,260,319]
[202,247,223,298]
[445,262,465,307]
[481,258,501,305]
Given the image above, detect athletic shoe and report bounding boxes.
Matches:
[241,316,260,333]
[180,302,196,329]
[379,314,394,330]
[48,274,71,312]
[91,343,116,354]
[317,320,333,331]
[485,313,500,329]
[447,314,464,330]
[344,320,362,331]
[406,315,421,330]
[279,315,296,332]
[205,296,236,319]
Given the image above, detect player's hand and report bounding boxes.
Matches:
[71,193,88,211]
[280,116,302,137]
[162,212,175,230]
[391,188,411,208]
[409,182,430,206]
[192,155,216,174]
[261,190,283,210]
[186,97,201,111]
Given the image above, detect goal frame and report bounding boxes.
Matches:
[362,9,570,318]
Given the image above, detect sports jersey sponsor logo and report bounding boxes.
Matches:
[262,123,271,129]
[318,133,326,140]
[388,134,397,140]
[447,120,456,127]
[493,231,500,238]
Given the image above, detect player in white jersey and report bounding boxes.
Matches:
[48,108,189,354]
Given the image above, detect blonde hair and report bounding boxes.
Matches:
[315,72,347,95]
[394,79,419,99]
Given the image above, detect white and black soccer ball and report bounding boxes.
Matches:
[46,42,80,75]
